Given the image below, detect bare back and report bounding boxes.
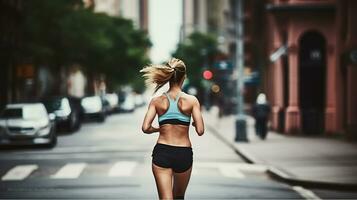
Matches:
[155,92,193,146]
[141,90,204,145]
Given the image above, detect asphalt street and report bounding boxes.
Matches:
[0,107,348,199]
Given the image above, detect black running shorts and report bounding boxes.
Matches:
[152,143,193,173]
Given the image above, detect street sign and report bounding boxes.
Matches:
[213,61,233,70]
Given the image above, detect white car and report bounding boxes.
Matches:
[134,94,145,108]
[81,96,106,122]
[119,93,135,113]
[105,93,119,112]
[0,103,57,147]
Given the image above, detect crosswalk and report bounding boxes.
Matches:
[0,161,268,182]
[1,165,39,181]
[51,163,87,179]
[108,161,138,177]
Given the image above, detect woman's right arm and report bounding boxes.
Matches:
[142,99,159,134]
[191,97,204,136]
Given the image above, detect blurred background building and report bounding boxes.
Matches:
[180,0,357,137]
[1,0,356,138]
[86,0,149,96]
[262,0,357,137]
[180,0,262,115]
[86,0,148,31]
[182,0,232,55]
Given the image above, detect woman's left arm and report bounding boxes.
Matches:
[142,99,159,134]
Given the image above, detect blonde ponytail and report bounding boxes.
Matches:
[140,58,186,93]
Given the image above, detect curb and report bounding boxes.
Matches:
[207,124,357,191]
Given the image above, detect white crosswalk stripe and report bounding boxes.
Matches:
[51,163,87,179]
[108,161,138,177]
[292,186,322,200]
[1,165,38,181]
[0,162,267,181]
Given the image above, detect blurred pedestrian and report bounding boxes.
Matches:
[140,58,204,199]
[252,93,271,140]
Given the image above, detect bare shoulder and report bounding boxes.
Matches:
[149,96,161,104]
[149,95,167,107]
[180,92,199,105]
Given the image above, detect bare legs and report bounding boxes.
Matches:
[173,167,192,199]
[152,164,192,200]
[152,164,173,199]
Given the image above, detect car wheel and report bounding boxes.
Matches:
[68,112,79,132]
[46,130,57,148]
[98,113,106,123]
[74,118,81,131]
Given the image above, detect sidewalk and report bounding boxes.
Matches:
[204,107,357,190]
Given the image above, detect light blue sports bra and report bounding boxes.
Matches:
[158,92,191,126]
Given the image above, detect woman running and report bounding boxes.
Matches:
[140,58,204,199]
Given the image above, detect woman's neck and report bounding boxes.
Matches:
[168,84,181,93]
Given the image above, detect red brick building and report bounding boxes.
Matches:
[261,0,357,136]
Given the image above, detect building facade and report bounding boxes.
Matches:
[263,0,357,136]
[119,0,148,31]
[93,0,120,16]
[91,0,148,31]
[181,0,263,106]
[181,0,233,54]
[181,0,357,136]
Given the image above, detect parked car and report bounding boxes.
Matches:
[104,93,119,113]
[67,96,84,122]
[119,92,135,113]
[100,95,112,115]
[134,94,145,108]
[42,97,81,132]
[81,96,106,122]
[0,103,57,147]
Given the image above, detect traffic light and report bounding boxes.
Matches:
[203,70,213,80]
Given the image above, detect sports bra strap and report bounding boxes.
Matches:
[163,92,170,100]
[164,92,182,102]
[175,92,182,102]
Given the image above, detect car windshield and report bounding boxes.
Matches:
[1,108,23,118]
[43,99,62,112]
[1,106,47,120]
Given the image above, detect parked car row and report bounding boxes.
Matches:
[0,92,144,148]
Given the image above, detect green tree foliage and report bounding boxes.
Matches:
[22,0,151,91]
[172,32,218,91]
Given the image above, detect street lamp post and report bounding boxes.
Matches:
[235,0,248,142]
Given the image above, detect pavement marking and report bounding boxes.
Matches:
[218,165,245,179]
[108,161,138,177]
[1,165,38,181]
[51,163,87,179]
[292,186,321,200]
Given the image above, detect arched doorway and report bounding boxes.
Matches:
[299,31,326,135]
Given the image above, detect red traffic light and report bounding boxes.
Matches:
[203,70,213,80]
